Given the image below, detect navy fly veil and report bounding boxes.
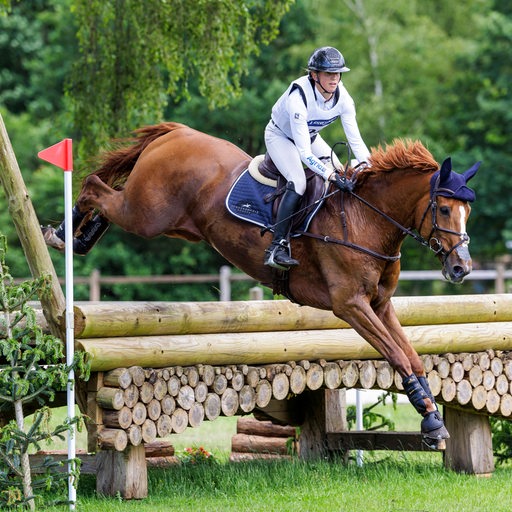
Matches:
[430,157,480,203]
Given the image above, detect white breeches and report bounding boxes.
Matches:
[264,122,339,195]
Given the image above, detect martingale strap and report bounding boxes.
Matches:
[296,229,401,262]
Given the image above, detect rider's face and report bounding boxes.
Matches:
[313,71,341,95]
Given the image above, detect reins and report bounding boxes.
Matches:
[295,171,468,264]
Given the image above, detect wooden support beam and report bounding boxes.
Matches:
[327,431,435,452]
[96,445,147,499]
[299,389,347,461]
[0,114,65,337]
[443,406,495,475]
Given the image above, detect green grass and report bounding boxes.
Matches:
[32,401,512,511]
[40,458,512,512]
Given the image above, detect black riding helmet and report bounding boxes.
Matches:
[307,46,350,73]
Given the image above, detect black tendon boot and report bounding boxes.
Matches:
[72,214,110,255]
[54,205,86,242]
[264,182,302,269]
[403,374,449,449]
[41,205,86,252]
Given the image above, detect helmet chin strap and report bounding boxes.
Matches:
[312,73,338,101]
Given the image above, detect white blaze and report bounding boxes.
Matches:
[459,205,468,245]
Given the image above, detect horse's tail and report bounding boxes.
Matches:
[88,122,186,189]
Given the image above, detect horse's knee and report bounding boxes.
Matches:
[410,354,425,376]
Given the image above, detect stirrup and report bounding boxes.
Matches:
[264,241,299,270]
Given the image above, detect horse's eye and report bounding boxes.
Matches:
[439,206,450,216]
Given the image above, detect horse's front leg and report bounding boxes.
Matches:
[334,298,449,450]
[374,299,450,449]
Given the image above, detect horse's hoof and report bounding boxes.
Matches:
[41,226,65,252]
[421,410,450,450]
[422,436,447,451]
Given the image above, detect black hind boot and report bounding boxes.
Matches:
[264,181,302,269]
[72,214,110,255]
[42,205,87,252]
[54,205,87,242]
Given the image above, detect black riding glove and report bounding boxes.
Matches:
[331,173,355,193]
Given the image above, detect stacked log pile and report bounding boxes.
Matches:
[92,350,512,451]
[230,417,297,461]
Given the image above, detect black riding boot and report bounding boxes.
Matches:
[264,182,302,269]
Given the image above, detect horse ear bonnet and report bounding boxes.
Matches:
[430,157,480,203]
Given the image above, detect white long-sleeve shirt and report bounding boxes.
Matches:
[270,75,370,179]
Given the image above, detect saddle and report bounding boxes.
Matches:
[254,153,328,231]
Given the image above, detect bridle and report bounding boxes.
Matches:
[416,175,470,265]
[296,171,470,264]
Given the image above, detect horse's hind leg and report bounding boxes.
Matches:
[42,182,111,256]
[72,214,110,255]
[42,205,87,252]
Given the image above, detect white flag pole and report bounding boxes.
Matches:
[38,138,76,508]
[63,150,76,510]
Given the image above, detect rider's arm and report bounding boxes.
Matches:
[339,95,370,163]
[287,91,333,180]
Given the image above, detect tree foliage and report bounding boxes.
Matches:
[0,235,89,509]
[444,5,512,258]
[0,0,510,299]
[68,0,294,159]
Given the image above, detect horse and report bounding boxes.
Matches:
[42,122,480,449]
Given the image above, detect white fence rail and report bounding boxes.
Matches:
[18,264,512,301]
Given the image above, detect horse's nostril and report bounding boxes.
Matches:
[453,265,468,280]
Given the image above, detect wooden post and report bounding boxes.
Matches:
[86,373,104,453]
[219,265,231,301]
[495,261,505,294]
[89,268,101,301]
[298,389,347,460]
[249,286,263,300]
[443,406,495,475]
[95,445,148,499]
[0,113,65,336]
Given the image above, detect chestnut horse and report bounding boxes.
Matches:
[43,122,480,449]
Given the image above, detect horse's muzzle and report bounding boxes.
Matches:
[442,244,472,284]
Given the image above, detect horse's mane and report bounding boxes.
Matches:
[368,139,439,173]
[86,122,187,188]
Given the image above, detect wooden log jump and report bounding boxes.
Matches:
[76,294,512,498]
[74,294,512,371]
[74,294,512,338]
[88,349,512,453]
[77,322,512,371]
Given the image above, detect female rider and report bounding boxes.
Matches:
[264,46,371,269]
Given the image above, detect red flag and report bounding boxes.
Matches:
[38,138,73,171]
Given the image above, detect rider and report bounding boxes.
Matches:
[263,46,371,269]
